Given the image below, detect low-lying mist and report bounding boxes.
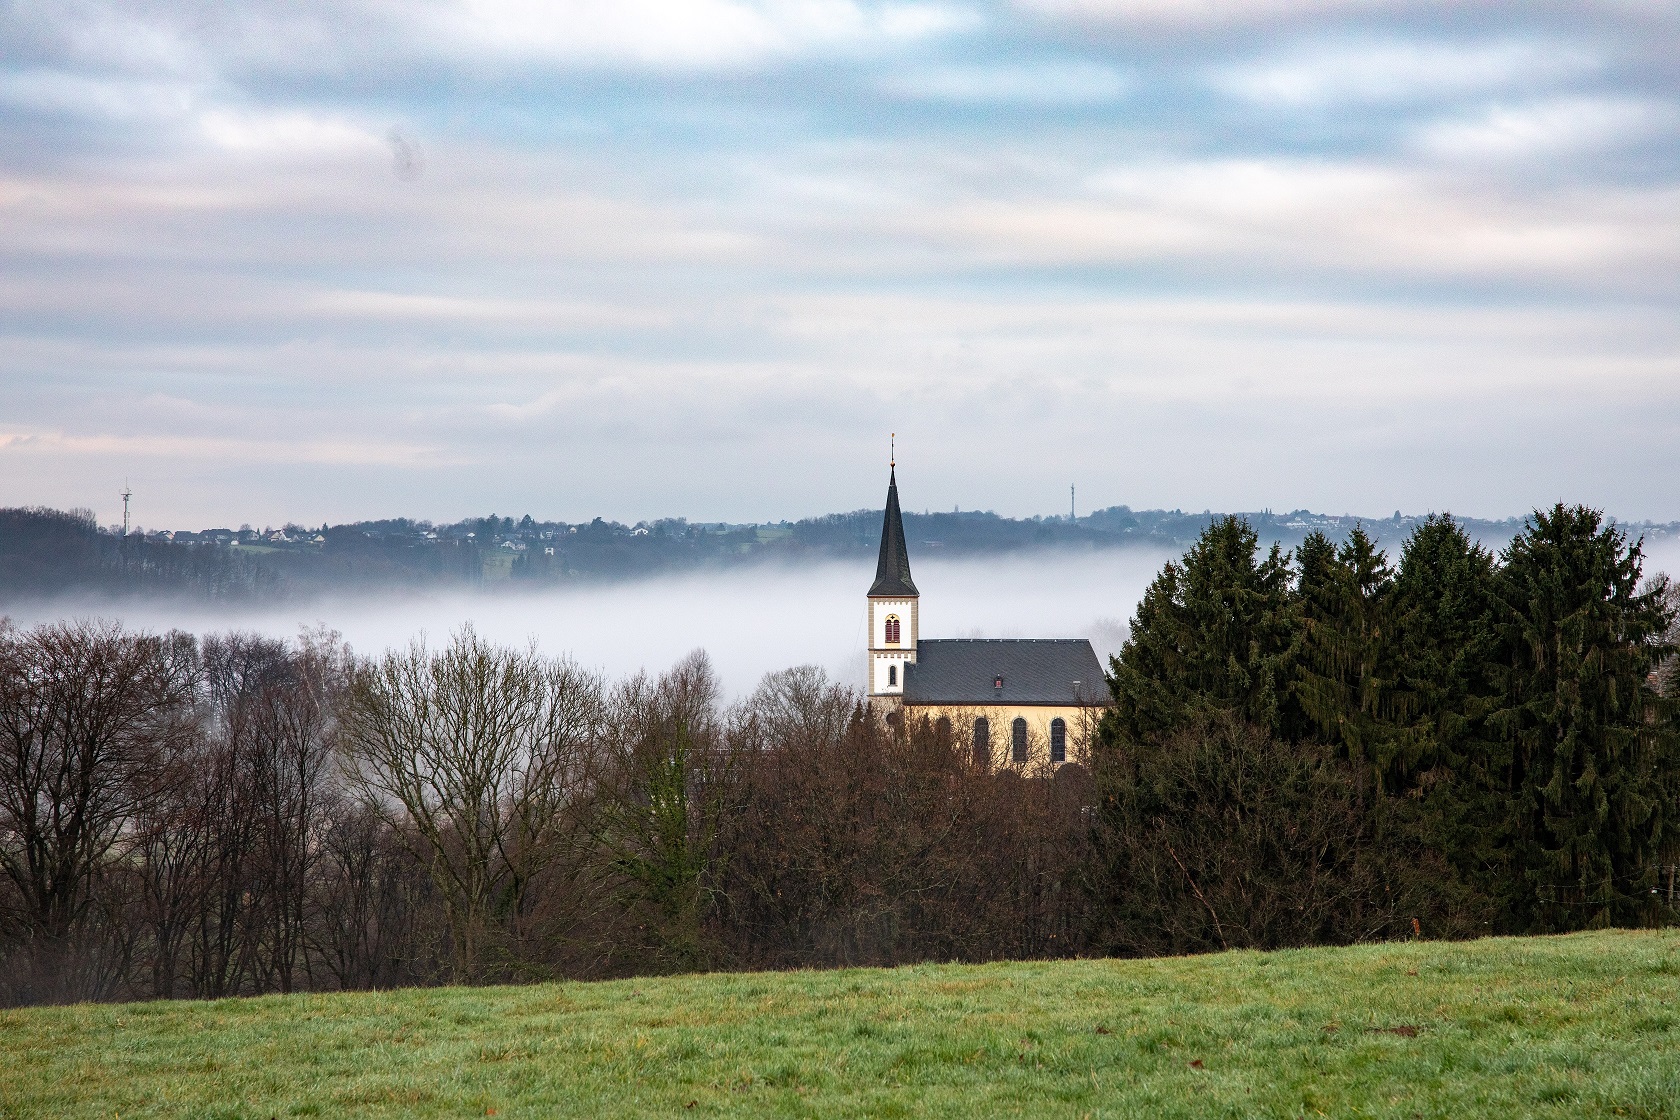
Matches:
[10,533,1676,698]
[2,549,1175,697]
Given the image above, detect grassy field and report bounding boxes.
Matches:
[3,930,1678,1119]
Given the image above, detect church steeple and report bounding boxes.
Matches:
[867,445,919,700]
[869,465,918,597]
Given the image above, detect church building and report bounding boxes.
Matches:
[866,463,1107,769]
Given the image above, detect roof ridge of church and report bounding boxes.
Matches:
[921,638,1089,644]
[868,465,919,598]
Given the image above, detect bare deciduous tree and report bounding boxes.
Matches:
[0,621,196,1002]
[337,626,602,981]
[309,798,435,991]
[243,629,346,992]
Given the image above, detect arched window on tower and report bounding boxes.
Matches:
[885,614,901,645]
[1050,718,1067,764]
[887,663,897,687]
[1011,717,1028,764]
[972,717,990,770]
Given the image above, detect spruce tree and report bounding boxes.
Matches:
[1293,526,1398,773]
[1389,515,1499,778]
[1489,504,1678,930]
[1103,516,1296,743]
[1387,515,1508,915]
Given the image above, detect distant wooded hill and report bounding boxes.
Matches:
[1,502,1669,605]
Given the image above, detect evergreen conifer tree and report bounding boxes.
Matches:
[1388,515,1499,777]
[1488,504,1678,930]
[1293,526,1398,773]
[1383,515,1510,915]
[1103,516,1295,743]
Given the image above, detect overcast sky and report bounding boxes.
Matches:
[1,1,1676,530]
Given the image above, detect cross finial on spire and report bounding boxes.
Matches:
[890,433,895,469]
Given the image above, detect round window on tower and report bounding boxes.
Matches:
[885,614,901,645]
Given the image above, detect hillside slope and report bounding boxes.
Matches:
[5,502,1568,604]
[3,930,1677,1119]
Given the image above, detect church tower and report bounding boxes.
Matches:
[867,454,918,700]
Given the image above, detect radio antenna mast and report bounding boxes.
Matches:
[121,483,132,536]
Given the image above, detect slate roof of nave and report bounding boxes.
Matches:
[902,639,1106,706]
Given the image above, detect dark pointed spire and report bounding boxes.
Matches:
[869,463,918,597]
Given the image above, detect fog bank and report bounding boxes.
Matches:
[4,550,1172,698]
[11,533,1677,698]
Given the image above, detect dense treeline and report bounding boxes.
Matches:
[1,502,1675,1007]
[0,507,275,602]
[1091,504,1680,954]
[0,625,1091,1005]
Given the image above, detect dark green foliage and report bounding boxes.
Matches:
[1293,526,1398,771]
[1486,504,1679,931]
[1388,516,1501,784]
[1094,505,1680,945]
[1091,713,1481,958]
[1384,518,1514,917]
[1103,516,1296,742]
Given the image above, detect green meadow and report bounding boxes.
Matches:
[3,930,1678,1119]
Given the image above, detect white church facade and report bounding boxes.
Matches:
[865,463,1108,769]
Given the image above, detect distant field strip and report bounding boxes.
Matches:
[3,930,1678,1119]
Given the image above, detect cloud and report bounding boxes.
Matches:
[0,147,764,277]
[307,289,674,331]
[0,70,199,122]
[2,0,1679,530]
[1015,0,1405,30]
[761,289,1680,406]
[0,429,454,468]
[428,0,975,68]
[0,1,206,77]
[4,275,1679,527]
[197,109,384,154]
[880,60,1131,104]
[880,157,1680,285]
[0,0,979,88]
[1413,96,1677,162]
[1213,38,1592,106]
